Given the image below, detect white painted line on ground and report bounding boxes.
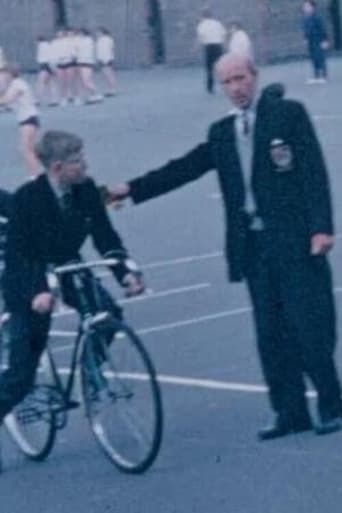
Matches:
[51,283,342,350]
[137,307,251,335]
[52,282,211,319]
[55,367,317,397]
[121,282,211,304]
[96,251,224,280]
[51,330,76,338]
[52,306,74,318]
[144,252,223,269]
[50,306,252,350]
[314,115,342,121]
[210,192,222,200]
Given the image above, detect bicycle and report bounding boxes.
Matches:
[0,258,163,474]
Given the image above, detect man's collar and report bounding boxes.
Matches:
[228,94,259,117]
[46,174,71,199]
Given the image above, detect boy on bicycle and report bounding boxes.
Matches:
[0,130,144,424]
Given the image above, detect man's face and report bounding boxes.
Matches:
[303,2,314,14]
[217,59,257,110]
[58,151,87,187]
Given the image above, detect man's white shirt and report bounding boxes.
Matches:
[228,30,254,60]
[36,41,52,64]
[197,19,227,45]
[230,106,264,229]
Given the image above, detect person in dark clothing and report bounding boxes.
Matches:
[108,53,342,440]
[196,7,227,93]
[0,130,144,423]
[0,188,12,261]
[329,0,342,50]
[302,0,330,82]
[0,188,12,219]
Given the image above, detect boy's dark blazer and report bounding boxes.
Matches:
[3,174,128,311]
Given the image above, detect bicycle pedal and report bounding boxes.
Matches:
[65,400,81,410]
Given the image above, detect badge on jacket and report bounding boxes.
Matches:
[269,138,294,172]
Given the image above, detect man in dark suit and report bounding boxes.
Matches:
[302,0,329,83]
[108,53,342,439]
[0,130,144,423]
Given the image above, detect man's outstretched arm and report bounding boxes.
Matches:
[107,142,214,204]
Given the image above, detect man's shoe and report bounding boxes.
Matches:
[104,91,117,97]
[258,415,313,441]
[306,77,320,84]
[315,417,342,435]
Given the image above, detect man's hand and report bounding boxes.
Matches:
[100,183,130,207]
[31,292,54,314]
[310,233,334,256]
[122,272,145,297]
[321,40,330,50]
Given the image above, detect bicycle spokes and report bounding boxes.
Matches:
[81,324,163,473]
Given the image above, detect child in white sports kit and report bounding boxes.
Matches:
[51,28,76,106]
[35,36,58,107]
[76,29,103,104]
[0,64,40,177]
[95,27,117,96]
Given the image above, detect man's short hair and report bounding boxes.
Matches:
[35,131,83,168]
[215,53,257,78]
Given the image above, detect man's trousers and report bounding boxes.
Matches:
[245,230,342,423]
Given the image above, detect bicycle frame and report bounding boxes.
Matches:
[46,290,121,427]
[44,326,83,419]
[2,257,163,472]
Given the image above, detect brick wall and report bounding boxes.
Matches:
[160,0,332,65]
[65,0,151,67]
[0,0,55,69]
[0,0,337,69]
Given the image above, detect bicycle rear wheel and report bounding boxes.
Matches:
[81,321,163,473]
[2,341,57,461]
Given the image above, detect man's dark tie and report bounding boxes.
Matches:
[60,191,74,217]
[242,110,250,136]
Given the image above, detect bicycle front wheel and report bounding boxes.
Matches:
[81,321,163,473]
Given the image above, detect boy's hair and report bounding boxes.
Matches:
[35,131,83,167]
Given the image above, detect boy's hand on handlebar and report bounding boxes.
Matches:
[32,292,54,314]
[122,272,145,297]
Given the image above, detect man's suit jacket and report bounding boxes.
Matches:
[129,92,333,282]
[3,174,128,311]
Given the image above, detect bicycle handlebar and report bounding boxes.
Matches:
[53,258,120,276]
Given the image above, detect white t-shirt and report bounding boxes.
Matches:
[96,34,115,63]
[76,35,95,65]
[197,18,227,45]
[36,41,52,64]
[228,30,254,60]
[6,77,38,123]
[68,34,81,62]
[50,36,74,66]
